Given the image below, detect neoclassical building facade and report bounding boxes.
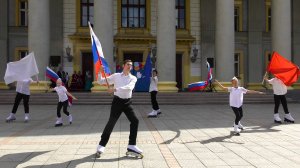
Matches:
[0,0,300,92]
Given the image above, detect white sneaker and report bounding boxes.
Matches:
[284,113,295,123]
[147,110,157,118]
[238,121,244,130]
[97,145,105,153]
[95,145,105,158]
[24,114,29,122]
[68,114,73,124]
[127,145,143,154]
[234,124,241,134]
[55,117,63,127]
[274,113,282,124]
[6,113,16,122]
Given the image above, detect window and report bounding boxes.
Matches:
[19,50,28,59]
[234,7,239,32]
[266,6,271,32]
[176,0,185,29]
[18,0,28,26]
[80,0,94,27]
[234,53,240,77]
[234,4,243,32]
[121,0,146,28]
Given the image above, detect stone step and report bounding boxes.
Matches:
[0,90,297,105]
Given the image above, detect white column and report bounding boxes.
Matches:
[94,0,114,72]
[28,0,50,80]
[156,0,177,92]
[272,0,291,59]
[215,0,234,81]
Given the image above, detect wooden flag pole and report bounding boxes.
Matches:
[262,71,268,85]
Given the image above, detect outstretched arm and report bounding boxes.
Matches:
[48,87,55,92]
[215,79,229,92]
[66,91,77,100]
[247,90,265,94]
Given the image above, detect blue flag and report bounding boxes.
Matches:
[134,54,152,92]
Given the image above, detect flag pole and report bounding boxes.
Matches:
[98,57,110,88]
[262,71,268,85]
[36,75,39,86]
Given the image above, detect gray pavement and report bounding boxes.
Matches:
[0,103,300,168]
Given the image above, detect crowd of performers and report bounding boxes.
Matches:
[4,59,296,158]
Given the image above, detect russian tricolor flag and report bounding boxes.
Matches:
[207,61,212,82]
[46,67,59,82]
[88,22,111,80]
[188,81,208,91]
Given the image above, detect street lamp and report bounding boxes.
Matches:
[65,46,73,62]
[191,47,198,63]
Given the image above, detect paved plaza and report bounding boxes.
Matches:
[0,103,300,168]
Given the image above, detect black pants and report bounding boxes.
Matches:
[231,106,243,125]
[57,100,70,118]
[274,94,289,114]
[150,91,159,110]
[12,92,30,114]
[99,96,139,147]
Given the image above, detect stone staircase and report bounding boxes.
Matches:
[0,90,298,105]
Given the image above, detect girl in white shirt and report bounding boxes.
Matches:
[215,77,264,135]
[264,76,295,123]
[50,78,77,127]
[148,70,161,117]
[6,78,38,122]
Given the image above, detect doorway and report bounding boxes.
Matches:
[81,52,94,90]
[176,54,183,91]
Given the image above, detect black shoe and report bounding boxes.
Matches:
[274,120,282,124]
[284,118,295,123]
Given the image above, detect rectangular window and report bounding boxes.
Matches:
[234,53,240,77]
[19,50,28,59]
[19,0,28,26]
[234,7,239,32]
[176,0,185,29]
[121,0,146,28]
[81,0,94,27]
[267,7,271,32]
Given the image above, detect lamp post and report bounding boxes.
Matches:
[65,46,73,62]
[191,47,198,63]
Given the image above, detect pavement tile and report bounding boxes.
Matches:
[0,104,299,168]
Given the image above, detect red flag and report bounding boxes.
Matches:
[267,52,299,86]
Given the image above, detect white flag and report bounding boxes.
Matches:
[4,52,39,84]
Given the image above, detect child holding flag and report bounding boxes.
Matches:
[264,76,295,123]
[6,78,39,122]
[49,78,77,127]
[215,77,264,135]
[148,69,161,117]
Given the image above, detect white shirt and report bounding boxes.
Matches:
[98,72,137,99]
[149,76,158,92]
[228,87,248,108]
[54,86,68,102]
[16,78,33,95]
[268,78,287,95]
